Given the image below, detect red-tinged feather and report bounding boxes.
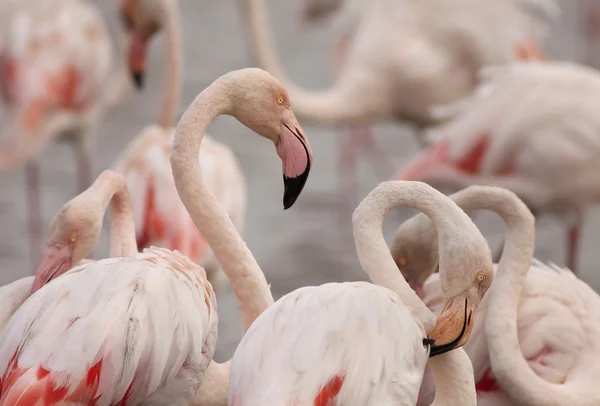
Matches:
[475,369,500,393]
[313,375,344,406]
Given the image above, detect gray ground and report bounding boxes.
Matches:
[0,0,596,361]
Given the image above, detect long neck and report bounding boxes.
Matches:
[156,0,182,130]
[170,84,273,332]
[429,350,476,406]
[475,191,599,403]
[190,361,231,406]
[240,0,390,124]
[352,181,483,332]
[352,180,479,404]
[95,171,138,258]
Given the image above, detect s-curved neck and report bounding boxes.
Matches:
[156,0,182,129]
[93,170,138,258]
[170,81,273,332]
[352,180,479,405]
[240,0,391,123]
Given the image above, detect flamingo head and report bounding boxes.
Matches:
[216,69,313,209]
[119,0,163,89]
[30,194,103,294]
[427,261,493,357]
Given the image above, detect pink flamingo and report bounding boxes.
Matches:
[113,0,246,290]
[0,170,135,335]
[0,67,313,404]
[391,185,600,406]
[395,60,600,273]
[0,0,132,270]
[228,180,495,404]
[240,0,556,205]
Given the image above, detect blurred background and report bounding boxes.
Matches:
[0,0,597,361]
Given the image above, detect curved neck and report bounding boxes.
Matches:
[241,0,390,123]
[429,350,476,406]
[155,0,182,129]
[170,83,273,332]
[191,361,231,405]
[352,180,486,331]
[352,181,480,405]
[93,171,138,258]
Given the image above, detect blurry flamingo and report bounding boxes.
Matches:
[0,170,136,335]
[0,67,313,405]
[0,0,133,270]
[390,185,600,406]
[240,0,557,204]
[584,0,600,68]
[395,61,600,273]
[228,181,494,404]
[113,0,246,290]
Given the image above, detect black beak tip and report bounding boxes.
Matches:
[283,167,310,210]
[132,71,144,89]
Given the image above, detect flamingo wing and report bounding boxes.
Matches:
[0,276,33,335]
[0,250,217,405]
[229,281,429,405]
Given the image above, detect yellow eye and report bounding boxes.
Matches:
[397,257,407,266]
[476,272,485,282]
[70,234,78,243]
[277,96,284,105]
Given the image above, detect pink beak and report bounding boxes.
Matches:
[30,244,73,294]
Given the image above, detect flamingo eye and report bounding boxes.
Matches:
[277,96,284,105]
[70,234,78,243]
[397,257,407,266]
[476,272,485,282]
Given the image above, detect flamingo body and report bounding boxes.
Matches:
[113,125,246,287]
[0,276,33,336]
[229,282,429,405]
[0,247,218,405]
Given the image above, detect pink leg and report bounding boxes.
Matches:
[75,143,92,194]
[567,225,581,274]
[26,162,42,271]
[338,125,358,206]
[352,124,395,179]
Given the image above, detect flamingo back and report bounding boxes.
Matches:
[229,282,429,405]
[113,125,246,266]
[0,0,113,170]
[0,248,218,405]
[0,276,33,336]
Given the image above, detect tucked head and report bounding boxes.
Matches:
[118,0,164,88]
[30,195,103,294]
[216,68,313,209]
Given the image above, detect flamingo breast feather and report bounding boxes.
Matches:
[229,282,429,405]
[0,253,218,405]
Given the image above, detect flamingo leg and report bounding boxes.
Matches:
[566,225,581,274]
[74,142,92,194]
[338,124,358,206]
[352,124,394,179]
[26,162,42,271]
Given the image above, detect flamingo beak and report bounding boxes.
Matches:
[427,294,475,357]
[276,114,313,209]
[128,31,147,89]
[30,243,73,294]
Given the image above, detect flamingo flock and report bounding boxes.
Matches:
[0,0,598,405]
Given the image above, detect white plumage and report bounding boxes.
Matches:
[0,247,218,405]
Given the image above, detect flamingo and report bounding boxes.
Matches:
[227,180,494,404]
[395,60,600,273]
[390,185,600,405]
[0,170,137,335]
[0,67,313,404]
[0,0,133,270]
[240,0,556,204]
[113,0,246,290]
